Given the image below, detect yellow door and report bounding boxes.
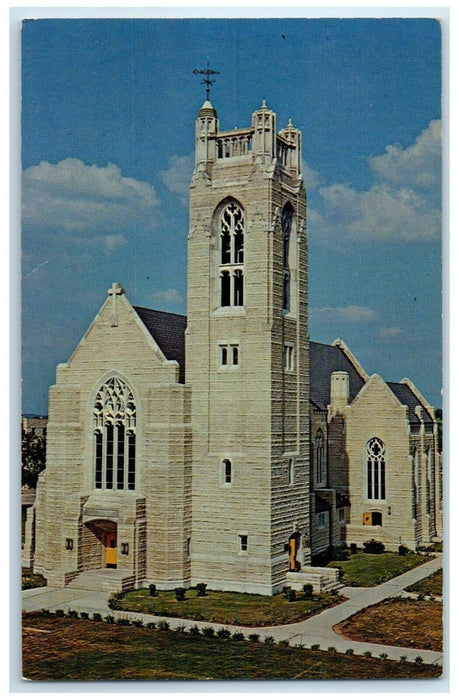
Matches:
[105,534,117,568]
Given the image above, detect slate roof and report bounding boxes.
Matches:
[387,381,433,426]
[309,341,365,411]
[133,307,187,383]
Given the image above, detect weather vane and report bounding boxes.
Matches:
[193,61,220,100]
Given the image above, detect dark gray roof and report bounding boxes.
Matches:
[309,341,365,411]
[133,307,187,383]
[387,382,433,425]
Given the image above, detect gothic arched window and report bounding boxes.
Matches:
[218,200,244,307]
[366,437,386,500]
[315,428,326,486]
[93,377,136,491]
[281,202,294,312]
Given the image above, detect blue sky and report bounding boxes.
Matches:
[20,17,443,414]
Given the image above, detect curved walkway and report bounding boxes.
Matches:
[22,554,443,667]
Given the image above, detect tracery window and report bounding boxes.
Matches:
[315,428,326,486]
[366,437,386,500]
[219,200,244,307]
[94,377,136,490]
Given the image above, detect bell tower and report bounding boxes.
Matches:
[186,98,310,594]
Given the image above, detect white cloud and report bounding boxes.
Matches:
[22,158,159,244]
[150,288,184,305]
[159,154,194,204]
[311,305,377,322]
[379,326,406,341]
[302,161,323,190]
[309,121,442,242]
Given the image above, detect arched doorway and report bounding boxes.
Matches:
[84,519,118,570]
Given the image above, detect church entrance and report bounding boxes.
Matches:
[83,519,118,570]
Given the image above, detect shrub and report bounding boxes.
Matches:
[264,636,275,645]
[157,619,170,631]
[350,543,357,555]
[379,652,388,659]
[104,614,115,624]
[196,582,207,597]
[232,632,245,641]
[248,633,260,643]
[363,539,385,554]
[310,644,320,651]
[327,646,337,654]
[282,586,292,598]
[302,583,313,598]
[400,655,407,663]
[80,611,89,619]
[132,619,143,628]
[362,651,372,658]
[67,610,79,618]
[117,617,131,626]
[108,592,125,610]
[189,624,200,636]
[345,648,354,655]
[149,584,157,597]
[216,628,231,639]
[201,626,215,638]
[55,609,65,617]
[175,624,186,633]
[398,544,410,556]
[287,588,296,602]
[146,621,156,629]
[92,612,102,622]
[414,656,424,665]
[278,640,290,647]
[175,587,186,602]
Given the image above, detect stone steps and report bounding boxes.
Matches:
[66,570,135,593]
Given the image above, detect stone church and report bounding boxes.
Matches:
[24,99,442,595]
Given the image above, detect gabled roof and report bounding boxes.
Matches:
[309,341,366,411]
[387,381,434,426]
[133,307,187,383]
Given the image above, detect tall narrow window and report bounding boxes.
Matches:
[218,200,244,308]
[315,428,325,485]
[281,203,294,312]
[93,377,137,490]
[366,437,386,500]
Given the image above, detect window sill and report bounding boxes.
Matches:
[212,306,245,318]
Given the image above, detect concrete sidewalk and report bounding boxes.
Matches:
[22,554,444,667]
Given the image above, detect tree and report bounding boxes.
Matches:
[21,432,46,487]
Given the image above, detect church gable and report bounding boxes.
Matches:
[57,284,182,386]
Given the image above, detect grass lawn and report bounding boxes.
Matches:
[22,568,47,590]
[405,570,443,598]
[334,598,442,651]
[22,612,441,681]
[328,552,431,587]
[111,588,341,626]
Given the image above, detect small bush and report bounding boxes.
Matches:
[157,620,170,631]
[189,624,200,636]
[92,612,102,622]
[248,633,260,643]
[302,583,313,598]
[310,644,320,651]
[363,539,385,554]
[362,650,372,658]
[104,614,115,624]
[201,626,215,638]
[295,643,305,649]
[400,655,407,663]
[282,586,292,598]
[132,619,143,628]
[146,621,156,629]
[67,610,79,618]
[196,582,207,597]
[414,656,424,665]
[80,611,89,620]
[175,587,186,602]
[55,609,65,617]
[417,593,425,601]
[264,636,275,645]
[117,617,130,626]
[278,639,290,647]
[149,584,157,597]
[216,628,231,639]
[287,589,296,602]
[327,646,337,654]
[379,652,388,659]
[232,632,245,641]
[345,648,354,655]
[398,544,410,556]
[350,543,357,555]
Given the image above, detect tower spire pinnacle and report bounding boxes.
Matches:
[193,61,220,100]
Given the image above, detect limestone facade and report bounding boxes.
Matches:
[25,100,442,593]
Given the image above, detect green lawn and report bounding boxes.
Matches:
[110,587,341,626]
[22,612,442,681]
[405,569,443,597]
[328,552,432,587]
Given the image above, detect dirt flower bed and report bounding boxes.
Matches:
[334,598,442,651]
